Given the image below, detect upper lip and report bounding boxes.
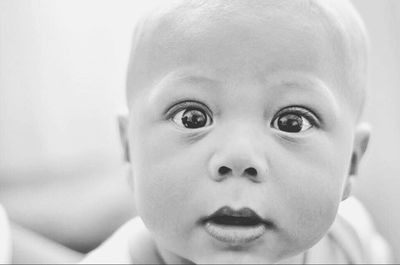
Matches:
[202,206,274,227]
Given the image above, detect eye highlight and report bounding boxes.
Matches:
[271,106,319,133]
[167,101,213,129]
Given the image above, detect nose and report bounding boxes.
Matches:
[208,136,268,183]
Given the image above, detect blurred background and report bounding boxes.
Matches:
[0,0,399,262]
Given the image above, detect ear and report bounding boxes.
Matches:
[118,114,136,190]
[118,114,130,162]
[342,123,371,200]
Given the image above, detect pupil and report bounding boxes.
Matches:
[278,114,302,132]
[181,109,207,128]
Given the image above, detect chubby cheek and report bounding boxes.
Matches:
[273,136,352,248]
[130,124,207,243]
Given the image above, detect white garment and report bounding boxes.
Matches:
[306,197,392,263]
[0,205,11,264]
[80,197,392,264]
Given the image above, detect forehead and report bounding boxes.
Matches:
[167,13,332,69]
[127,0,362,117]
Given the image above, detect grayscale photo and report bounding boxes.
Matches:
[0,0,399,263]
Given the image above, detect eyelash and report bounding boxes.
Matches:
[271,106,320,128]
[165,102,320,130]
[165,100,213,120]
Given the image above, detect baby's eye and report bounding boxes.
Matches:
[171,105,212,129]
[271,107,318,133]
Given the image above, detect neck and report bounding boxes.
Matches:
[156,243,194,264]
[156,243,307,264]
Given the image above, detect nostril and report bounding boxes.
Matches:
[218,166,232,175]
[244,167,257,177]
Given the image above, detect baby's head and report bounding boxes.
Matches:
[120,0,370,263]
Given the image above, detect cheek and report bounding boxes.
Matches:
[271,136,352,245]
[130,125,207,237]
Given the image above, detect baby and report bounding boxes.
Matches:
[82,0,391,263]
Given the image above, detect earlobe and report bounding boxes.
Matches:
[342,175,354,201]
[118,114,130,162]
[343,122,371,200]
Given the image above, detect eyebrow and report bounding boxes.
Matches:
[148,69,340,115]
[264,70,330,91]
[268,71,339,99]
[266,73,341,120]
[148,69,220,103]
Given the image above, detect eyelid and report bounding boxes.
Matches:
[272,106,321,127]
[165,100,213,120]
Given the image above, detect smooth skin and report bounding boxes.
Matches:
[120,1,370,263]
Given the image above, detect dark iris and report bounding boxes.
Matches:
[181,108,207,128]
[277,114,303,133]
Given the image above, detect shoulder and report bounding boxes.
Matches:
[308,197,392,264]
[80,217,161,264]
[0,204,12,264]
[335,197,392,263]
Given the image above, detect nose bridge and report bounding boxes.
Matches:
[209,122,268,182]
[224,129,259,168]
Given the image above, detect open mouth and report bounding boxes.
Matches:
[204,206,268,226]
[202,206,274,245]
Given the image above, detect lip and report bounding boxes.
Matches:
[202,206,273,245]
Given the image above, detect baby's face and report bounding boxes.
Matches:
[126,3,362,264]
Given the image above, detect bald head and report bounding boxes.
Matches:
[126,0,368,120]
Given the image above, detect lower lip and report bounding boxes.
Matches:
[204,221,267,245]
